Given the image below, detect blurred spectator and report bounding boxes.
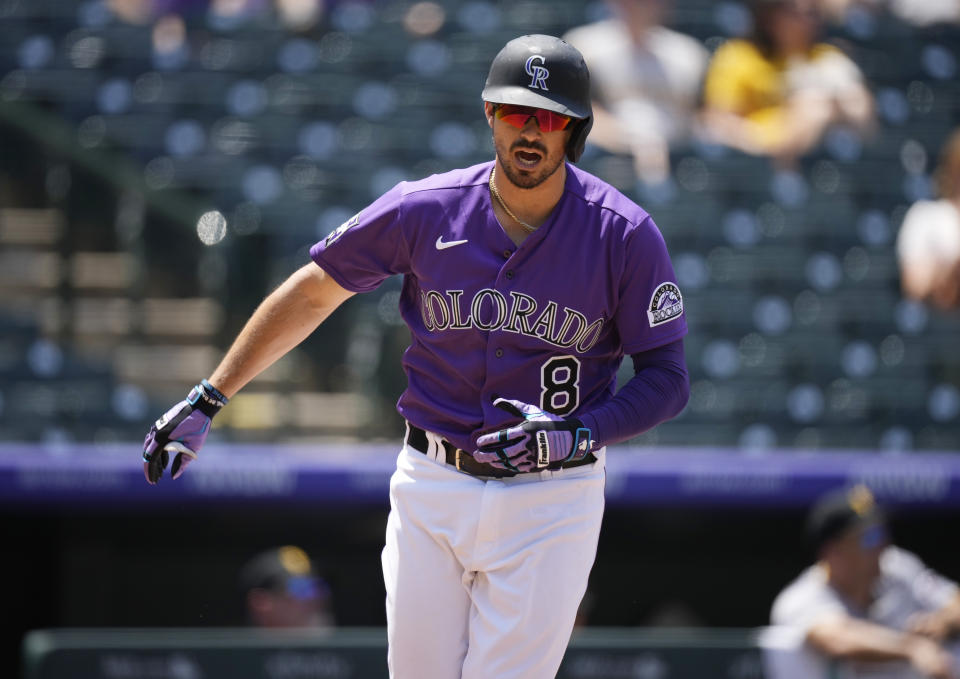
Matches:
[239,545,335,629]
[108,0,162,24]
[274,0,325,32]
[152,13,189,69]
[813,0,882,25]
[771,485,960,678]
[208,0,325,31]
[700,0,875,168]
[563,0,709,184]
[109,0,214,24]
[886,0,960,26]
[897,129,960,311]
[817,0,960,27]
[111,0,326,31]
[207,0,269,26]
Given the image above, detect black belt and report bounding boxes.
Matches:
[406,424,597,479]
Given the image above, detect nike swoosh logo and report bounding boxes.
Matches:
[436,236,468,250]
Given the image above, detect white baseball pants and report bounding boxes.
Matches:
[381,432,606,679]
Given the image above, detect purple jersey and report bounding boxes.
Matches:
[310,161,686,451]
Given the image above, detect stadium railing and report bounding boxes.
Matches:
[25,624,944,679]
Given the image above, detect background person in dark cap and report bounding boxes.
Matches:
[770,485,960,678]
[239,545,335,629]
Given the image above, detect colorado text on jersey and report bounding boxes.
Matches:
[418,288,605,354]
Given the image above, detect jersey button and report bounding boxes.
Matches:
[495,348,504,358]
[505,270,514,279]
[502,250,511,259]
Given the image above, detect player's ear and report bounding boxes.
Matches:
[484,102,496,128]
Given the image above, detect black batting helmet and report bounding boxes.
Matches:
[482,34,593,163]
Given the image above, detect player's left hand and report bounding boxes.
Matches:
[142,380,228,485]
[473,398,595,473]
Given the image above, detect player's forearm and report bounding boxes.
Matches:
[207,263,354,398]
[838,86,874,129]
[808,617,929,663]
[900,261,936,301]
[700,109,769,156]
[578,339,689,448]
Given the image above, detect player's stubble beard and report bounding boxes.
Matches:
[493,137,565,190]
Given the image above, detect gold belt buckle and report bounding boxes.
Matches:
[455,449,465,472]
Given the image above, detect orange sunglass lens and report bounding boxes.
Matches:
[495,105,571,132]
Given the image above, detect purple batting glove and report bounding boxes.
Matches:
[142,379,228,484]
[473,398,595,473]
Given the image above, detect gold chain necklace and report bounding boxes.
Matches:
[489,167,537,233]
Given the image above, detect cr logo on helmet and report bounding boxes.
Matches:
[525,55,550,91]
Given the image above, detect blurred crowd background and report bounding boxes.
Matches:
[2,0,960,454]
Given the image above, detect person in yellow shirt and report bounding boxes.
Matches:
[701,0,874,166]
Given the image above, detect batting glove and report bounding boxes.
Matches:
[473,398,595,473]
[142,379,228,485]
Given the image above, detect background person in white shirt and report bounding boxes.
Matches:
[897,128,960,311]
[771,485,960,679]
[563,0,709,185]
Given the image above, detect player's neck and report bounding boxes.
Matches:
[490,161,566,238]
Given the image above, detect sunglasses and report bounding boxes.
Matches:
[494,104,573,132]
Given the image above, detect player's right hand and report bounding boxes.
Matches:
[142,379,228,485]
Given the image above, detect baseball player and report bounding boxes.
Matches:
[142,35,690,679]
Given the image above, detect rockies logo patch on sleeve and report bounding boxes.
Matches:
[325,213,360,246]
[647,282,683,327]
